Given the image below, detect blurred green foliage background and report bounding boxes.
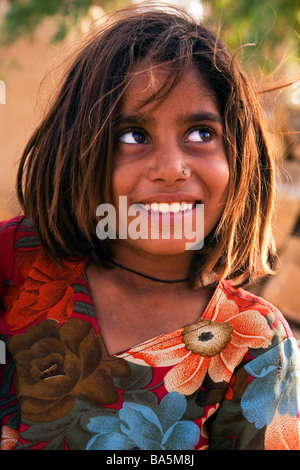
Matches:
[0,0,299,72]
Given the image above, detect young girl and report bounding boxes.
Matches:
[0,3,299,451]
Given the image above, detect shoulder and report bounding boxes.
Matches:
[0,216,41,301]
[0,215,24,246]
[220,280,293,340]
[0,215,39,244]
[0,215,40,274]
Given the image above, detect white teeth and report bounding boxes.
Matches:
[169,202,181,212]
[181,202,188,211]
[150,203,159,211]
[159,203,170,213]
[142,202,195,213]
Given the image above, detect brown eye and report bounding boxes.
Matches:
[187,128,212,142]
[119,130,148,144]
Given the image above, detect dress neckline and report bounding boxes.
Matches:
[80,264,223,357]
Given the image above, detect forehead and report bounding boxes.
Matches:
[120,64,219,116]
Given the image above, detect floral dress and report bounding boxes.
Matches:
[0,216,300,450]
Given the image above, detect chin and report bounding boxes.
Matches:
[124,238,204,256]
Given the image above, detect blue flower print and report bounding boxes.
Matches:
[86,392,200,450]
[241,337,300,429]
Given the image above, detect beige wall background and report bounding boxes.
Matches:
[0,19,81,218]
[0,14,300,337]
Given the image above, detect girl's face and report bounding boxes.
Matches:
[110,65,229,257]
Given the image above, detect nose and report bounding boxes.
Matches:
[147,140,189,185]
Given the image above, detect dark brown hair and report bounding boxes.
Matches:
[16,2,276,287]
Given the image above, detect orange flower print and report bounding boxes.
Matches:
[5,250,86,330]
[265,411,300,450]
[123,288,274,395]
[0,426,19,450]
[2,246,40,311]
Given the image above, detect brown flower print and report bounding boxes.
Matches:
[9,318,130,422]
[182,319,233,357]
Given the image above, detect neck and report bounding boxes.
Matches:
[109,258,190,283]
[110,244,194,284]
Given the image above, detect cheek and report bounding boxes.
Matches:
[111,160,145,206]
[111,168,127,204]
[111,168,139,224]
[218,163,230,200]
[204,158,230,202]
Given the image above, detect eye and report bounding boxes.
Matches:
[186,128,213,143]
[119,130,148,144]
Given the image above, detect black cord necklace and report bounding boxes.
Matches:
[109,259,190,284]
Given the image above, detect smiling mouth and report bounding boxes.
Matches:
[140,202,197,213]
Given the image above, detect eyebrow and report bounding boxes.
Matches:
[115,113,155,126]
[115,111,223,127]
[176,112,223,126]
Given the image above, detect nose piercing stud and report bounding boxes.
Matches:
[182,168,188,176]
